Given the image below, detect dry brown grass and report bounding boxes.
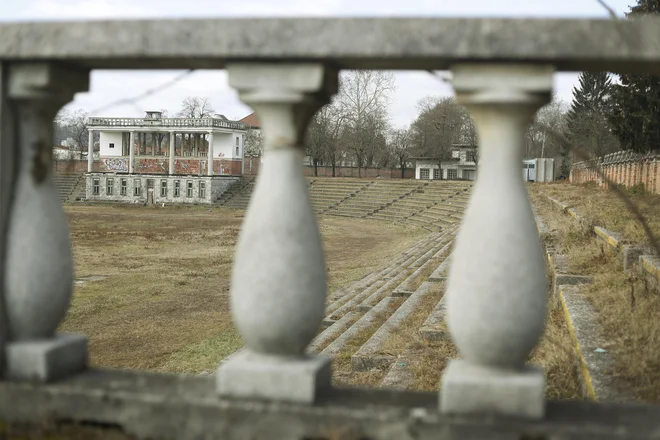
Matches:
[532,187,660,403]
[538,181,660,245]
[62,204,427,373]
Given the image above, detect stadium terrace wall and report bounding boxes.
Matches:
[570,150,660,194]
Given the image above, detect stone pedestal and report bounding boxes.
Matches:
[441,360,545,418]
[6,333,88,382]
[217,350,331,403]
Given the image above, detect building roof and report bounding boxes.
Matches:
[239,112,261,128]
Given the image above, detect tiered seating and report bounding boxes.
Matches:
[218,177,473,232]
[222,224,459,392]
[307,179,370,213]
[54,173,85,203]
[372,181,473,231]
[325,180,421,218]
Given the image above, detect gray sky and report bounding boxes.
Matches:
[0,0,634,126]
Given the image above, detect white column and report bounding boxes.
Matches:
[169,131,175,175]
[217,64,337,403]
[441,64,553,418]
[207,131,214,176]
[87,129,93,172]
[4,63,89,381]
[129,130,135,173]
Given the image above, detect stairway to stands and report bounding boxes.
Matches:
[216,176,256,207]
[222,225,458,392]
[54,173,86,203]
[218,177,473,232]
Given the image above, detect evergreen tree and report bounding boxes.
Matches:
[608,0,660,153]
[565,72,618,165]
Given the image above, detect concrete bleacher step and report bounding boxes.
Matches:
[319,296,401,357]
[350,280,441,372]
[325,232,443,316]
[318,231,456,359]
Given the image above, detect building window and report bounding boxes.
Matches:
[109,142,115,149]
[106,178,114,195]
[134,179,142,196]
[467,152,476,163]
[160,180,168,197]
[420,168,430,179]
[187,180,194,198]
[447,169,458,180]
[92,178,100,195]
[120,178,127,196]
[236,146,239,156]
[174,180,181,197]
[433,168,441,180]
[236,137,240,146]
[199,182,206,198]
[528,164,535,169]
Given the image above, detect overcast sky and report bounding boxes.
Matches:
[0,0,635,126]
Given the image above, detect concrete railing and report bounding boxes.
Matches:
[2,17,660,439]
[87,117,246,130]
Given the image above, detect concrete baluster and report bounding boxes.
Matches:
[207,131,214,176]
[441,64,553,418]
[217,64,337,403]
[129,130,135,173]
[169,131,175,175]
[4,63,89,381]
[87,129,93,172]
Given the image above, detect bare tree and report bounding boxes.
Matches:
[390,127,413,178]
[411,97,466,178]
[177,97,215,118]
[54,109,89,159]
[526,99,568,159]
[335,71,395,177]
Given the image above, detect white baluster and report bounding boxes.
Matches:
[217,64,337,403]
[441,64,553,418]
[87,129,93,172]
[4,63,89,381]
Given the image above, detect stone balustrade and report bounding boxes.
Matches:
[2,17,660,439]
[88,117,245,130]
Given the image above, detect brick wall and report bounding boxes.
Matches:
[570,150,660,194]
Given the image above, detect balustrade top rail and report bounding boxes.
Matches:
[1,18,660,72]
[87,117,246,130]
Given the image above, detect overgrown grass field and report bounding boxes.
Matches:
[62,204,427,373]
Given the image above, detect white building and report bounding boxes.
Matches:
[85,111,247,204]
[523,158,555,182]
[414,146,478,181]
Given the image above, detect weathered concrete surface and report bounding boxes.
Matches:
[352,282,437,372]
[559,285,635,403]
[217,349,331,403]
[640,254,660,292]
[419,295,449,342]
[441,360,545,419]
[321,297,397,357]
[3,19,660,72]
[6,333,87,382]
[380,347,416,391]
[1,369,659,440]
[308,311,358,354]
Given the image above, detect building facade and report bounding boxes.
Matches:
[414,146,478,181]
[85,111,246,203]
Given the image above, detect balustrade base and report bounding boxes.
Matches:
[6,333,88,382]
[440,359,545,419]
[216,349,331,403]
